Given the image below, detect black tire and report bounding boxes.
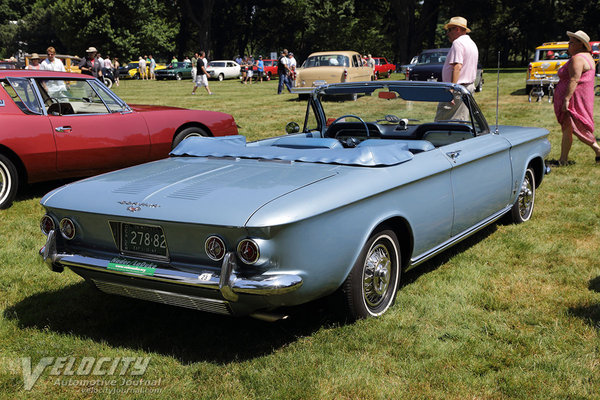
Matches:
[133,73,140,80]
[507,167,535,224]
[342,228,401,320]
[172,127,209,149]
[176,73,182,81]
[298,94,309,101]
[525,85,533,94]
[0,154,18,209]
[218,73,224,81]
[387,70,391,78]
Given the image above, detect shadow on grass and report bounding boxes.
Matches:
[14,179,77,203]
[3,281,338,364]
[568,304,600,330]
[588,276,600,292]
[4,224,498,364]
[510,88,527,96]
[567,276,600,330]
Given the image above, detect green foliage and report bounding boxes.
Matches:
[3,1,600,66]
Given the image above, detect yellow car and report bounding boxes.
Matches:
[120,61,166,79]
[291,51,373,99]
[129,62,166,79]
[526,42,570,93]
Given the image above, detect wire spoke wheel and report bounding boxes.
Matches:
[362,243,392,308]
[342,229,400,319]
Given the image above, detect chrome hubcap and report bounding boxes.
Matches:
[518,173,533,219]
[363,243,391,308]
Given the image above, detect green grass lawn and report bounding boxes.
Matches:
[1,72,600,399]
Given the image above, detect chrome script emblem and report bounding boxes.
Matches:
[119,201,160,212]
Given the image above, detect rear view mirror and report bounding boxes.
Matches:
[285,122,300,134]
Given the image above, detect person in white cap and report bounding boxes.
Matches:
[551,30,600,166]
[435,16,478,121]
[78,47,103,78]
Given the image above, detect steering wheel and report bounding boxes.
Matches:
[329,114,370,138]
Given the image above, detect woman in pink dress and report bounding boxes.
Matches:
[553,30,600,166]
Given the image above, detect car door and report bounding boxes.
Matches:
[442,134,513,237]
[40,78,151,173]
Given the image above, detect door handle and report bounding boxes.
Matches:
[55,126,72,133]
[446,150,461,161]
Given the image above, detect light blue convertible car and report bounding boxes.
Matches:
[39,81,550,321]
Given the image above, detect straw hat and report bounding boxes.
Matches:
[85,47,98,53]
[30,53,40,60]
[444,16,471,33]
[567,30,591,51]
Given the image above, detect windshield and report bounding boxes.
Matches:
[314,83,488,135]
[304,55,350,68]
[417,51,448,64]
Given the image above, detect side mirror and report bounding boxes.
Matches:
[285,122,300,134]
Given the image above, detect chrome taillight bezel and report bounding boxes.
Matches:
[237,239,260,265]
[59,218,76,240]
[40,215,55,236]
[205,235,226,262]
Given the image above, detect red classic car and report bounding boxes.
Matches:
[0,70,239,209]
[250,59,278,80]
[373,57,396,79]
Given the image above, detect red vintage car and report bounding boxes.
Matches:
[373,57,396,79]
[250,59,279,80]
[0,70,239,209]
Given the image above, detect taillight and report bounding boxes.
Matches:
[59,218,76,240]
[40,215,55,236]
[237,239,260,265]
[205,235,226,261]
[342,69,348,82]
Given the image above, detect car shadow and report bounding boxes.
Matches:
[566,276,600,331]
[510,88,527,96]
[402,224,497,287]
[5,224,497,364]
[15,179,76,203]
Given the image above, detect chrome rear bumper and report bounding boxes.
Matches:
[40,230,303,303]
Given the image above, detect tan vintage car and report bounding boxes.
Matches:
[291,51,373,98]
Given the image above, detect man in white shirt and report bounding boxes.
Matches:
[39,46,67,97]
[435,16,479,122]
[40,47,66,72]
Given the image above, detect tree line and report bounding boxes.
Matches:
[1,0,599,67]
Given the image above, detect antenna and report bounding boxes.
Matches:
[495,51,500,134]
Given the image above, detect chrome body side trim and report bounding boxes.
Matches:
[408,206,510,269]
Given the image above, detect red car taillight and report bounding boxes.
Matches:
[342,69,348,82]
[40,215,55,236]
[237,239,260,265]
[59,218,76,240]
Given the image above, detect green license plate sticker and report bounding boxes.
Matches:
[107,258,157,276]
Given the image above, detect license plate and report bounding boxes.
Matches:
[121,223,167,258]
